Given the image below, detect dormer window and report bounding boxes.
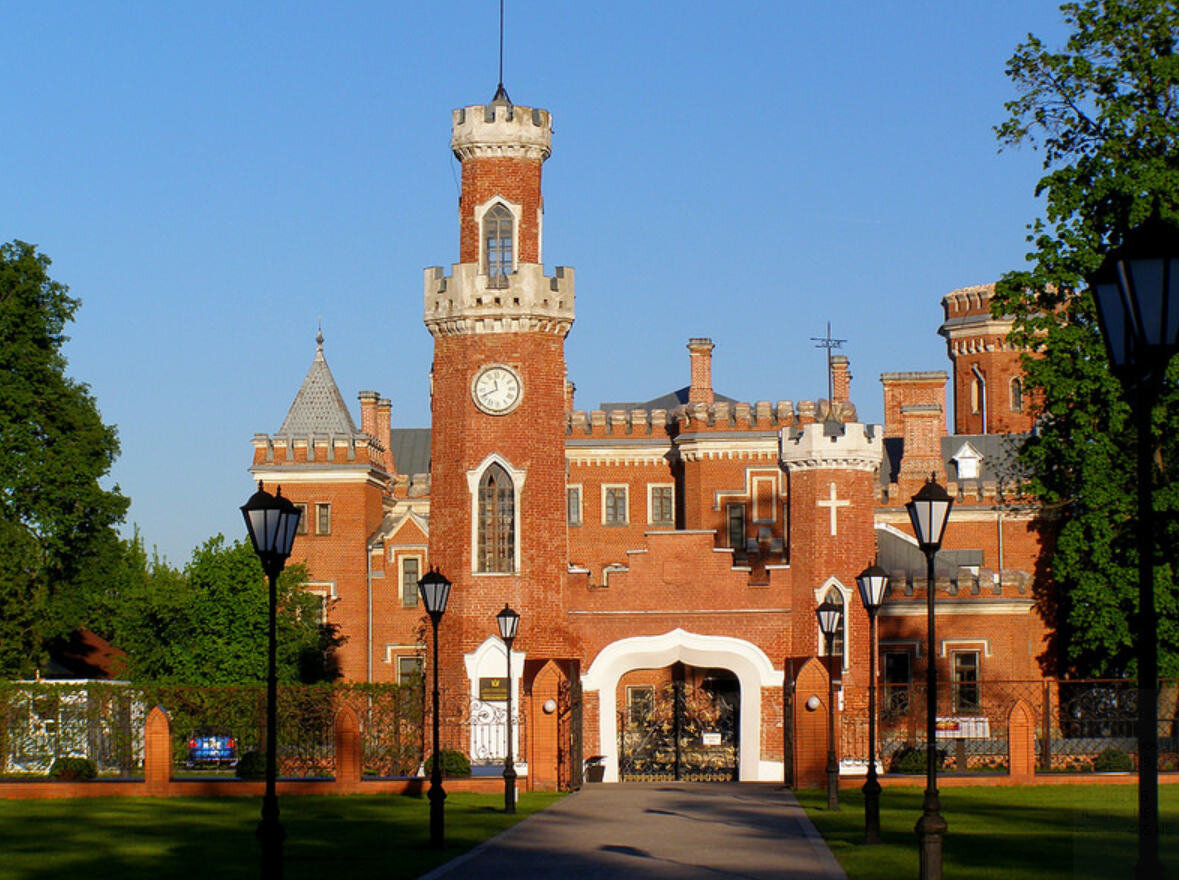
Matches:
[952,441,984,481]
[483,203,514,283]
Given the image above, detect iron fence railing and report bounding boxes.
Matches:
[840,678,1179,774]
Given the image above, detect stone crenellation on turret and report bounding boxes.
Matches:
[564,398,858,437]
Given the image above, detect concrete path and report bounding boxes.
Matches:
[421,782,846,880]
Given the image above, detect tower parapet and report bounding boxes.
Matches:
[424,263,574,337]
[778,421,883,473]
[451,103,552,162]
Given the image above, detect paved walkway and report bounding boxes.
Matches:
[421,782,846,880]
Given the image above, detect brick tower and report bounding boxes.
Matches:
[423,92,577,721]
[939,284,1034,434]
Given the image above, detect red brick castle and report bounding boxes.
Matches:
[250,89,1048,788]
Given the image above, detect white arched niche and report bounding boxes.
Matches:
[581,628,784,782]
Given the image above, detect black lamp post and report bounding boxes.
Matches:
[856,563,889,845]
[418,567,452,850]
[241,482,302,880]
[1088,213,1179,880]
[496,604,520,813]
[816,597,843,811]
[907,475,953,880]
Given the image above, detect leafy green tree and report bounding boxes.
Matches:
[0,241,129,675]
[993,0,1179,676]
[112,534,343,685]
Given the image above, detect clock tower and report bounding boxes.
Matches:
[423,91,577,714]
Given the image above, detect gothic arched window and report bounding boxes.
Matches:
[1010,377,1023,413]
[820,587,845,665]
[483,203,514,281]
[478,463,515,572]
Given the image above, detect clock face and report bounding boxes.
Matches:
[472,365,523,415]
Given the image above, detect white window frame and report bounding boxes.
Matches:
[602,484,629,526]
[399,555,422,608]
[567,484,583,527]
[647,483,674,526]
[315,502,331,535]
[475,195,523,276]
[302,581,337,624]
[466,453,526,575]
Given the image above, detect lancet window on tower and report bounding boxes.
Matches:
[821,587,845,665]
[1010,377,1023,413]
[478,463,515,572]
[483,203,514,285]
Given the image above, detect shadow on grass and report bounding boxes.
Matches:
[797,785,1177,880]
[0,793,564,880]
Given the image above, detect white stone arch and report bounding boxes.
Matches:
[466,453,526,575]
[813,576,852,672]
[581,629,784,782]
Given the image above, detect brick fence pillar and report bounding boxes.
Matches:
[1008,699,1036,782]
[144,706,172,796]
[334,704,362,791]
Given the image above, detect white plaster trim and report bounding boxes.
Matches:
[600,483,629,526]
[646,482,675,526]
[876,521,919,546]
[941,638,993,658]
[581,628,783,783]
[880,638,922,659]
[466,453,527,574]
[879,600,1033,616]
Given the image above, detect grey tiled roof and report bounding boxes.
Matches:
[600,386,738,411]
[877,527,983,577]
[390,428,431,476]
[880,433,1028,485]
[277,340,359,436]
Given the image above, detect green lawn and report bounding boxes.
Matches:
[796,784,1179,879]
[0,791,564,880]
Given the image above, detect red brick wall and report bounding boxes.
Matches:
[459,156,543,264]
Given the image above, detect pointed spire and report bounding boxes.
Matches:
[277,331,359,435]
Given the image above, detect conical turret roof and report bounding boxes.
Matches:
[277,332,358,435]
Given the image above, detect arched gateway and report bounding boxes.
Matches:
[582,629,784,783]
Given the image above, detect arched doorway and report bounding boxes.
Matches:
[582,628,784,782]
[618,662,739,781]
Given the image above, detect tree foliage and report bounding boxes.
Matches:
[0,241,129,675]
[993,0,1179,676]
[110,535,345,685]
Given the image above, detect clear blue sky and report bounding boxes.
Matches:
[2,1,1069,565]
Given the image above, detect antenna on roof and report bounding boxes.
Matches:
[810,321,846,403]
[492,0,511,103]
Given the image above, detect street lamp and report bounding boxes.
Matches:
[418,567,452,850]
[1088,212,1179,880]
[856,563,889,845]
[815,596,843,811]
[495,604,520,813]
[906,475,953,880]
[241,482,302,880]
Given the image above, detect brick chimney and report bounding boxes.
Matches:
[896,403,947,492]
[687,337,715,404]
[376,397,393,475]
[880,371,948,438]
[831,355,851,404]
[358,391,380,438]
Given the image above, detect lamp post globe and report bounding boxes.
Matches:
[418,567,452,849]
[1088,212,1179,880]
[496,604,520,813]
[815,597,843,811]
[856,563,889,845]
[241,482,301,880]
[906,475,952,880]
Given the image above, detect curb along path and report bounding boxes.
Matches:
[422,782,846,879]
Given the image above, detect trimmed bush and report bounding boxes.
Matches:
[424,749,471,778]
[888,746,945,774]
[1093,748,1134,772]
[47,757,97,781]
[235,751,267,779]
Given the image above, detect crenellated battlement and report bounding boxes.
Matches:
[451,102,552,162]
[250,432,387,472]
[778,420,883,473]
[423,263,574,337]
[564,398,857,438]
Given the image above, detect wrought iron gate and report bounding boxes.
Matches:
[618,665,738,781]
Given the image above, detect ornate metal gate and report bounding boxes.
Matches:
[618,665,738,781]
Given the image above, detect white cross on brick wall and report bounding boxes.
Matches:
[816,481,850,536]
